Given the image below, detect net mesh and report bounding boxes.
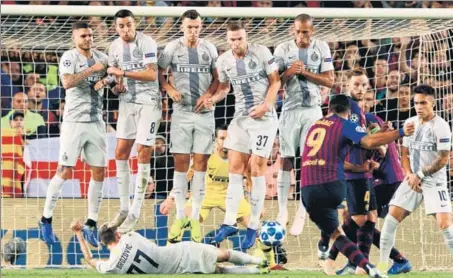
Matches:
[1,7,453,271]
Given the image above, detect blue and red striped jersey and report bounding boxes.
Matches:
[345,97,371,180]
[301,114,368,187]
[365,113,404,186]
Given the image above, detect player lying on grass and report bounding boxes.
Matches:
[71,220,269,274]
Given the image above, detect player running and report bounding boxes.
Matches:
[105,9,161,233]
[158,9,219,243]
[39,22,108,247]
[378,85,453,273]
[273,13,334,235]
[300,94,414,278]
[197,21,281,249]
[71,220,269,274]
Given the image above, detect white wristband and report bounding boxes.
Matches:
[416,170,425,180]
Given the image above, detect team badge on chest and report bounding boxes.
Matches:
[248,60,257,70]
[133,48,142,58]
[202,52,210,61]
[310,52,319,62]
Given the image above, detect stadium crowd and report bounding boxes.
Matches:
[1,1,452,200]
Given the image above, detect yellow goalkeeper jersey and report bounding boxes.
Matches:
[205,153,229,198]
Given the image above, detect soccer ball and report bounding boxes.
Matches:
[259,221,286,247]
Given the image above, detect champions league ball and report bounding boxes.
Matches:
[259,221,286,247]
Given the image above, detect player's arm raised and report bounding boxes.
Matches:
[344,120,415,150]
[70,220,101,269]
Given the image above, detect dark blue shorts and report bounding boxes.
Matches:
[301,181,347,236]
[375,182,400,218]
[346,179,377,215]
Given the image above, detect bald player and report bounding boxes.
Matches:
[273,14,334,235]
[106,9,161,233]
[39,22,108,247]
[198,21,280,249]
[158,9,219,243]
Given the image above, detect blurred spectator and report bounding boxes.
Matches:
[6,111,26,137]
[148,135,174,198]
[1,68,20,113]
[27,83,59,136]
[376,82,415,129]
[385,69,403,99]
[1,92,45,138]
[372,57,389,100]
[1,62,22,89]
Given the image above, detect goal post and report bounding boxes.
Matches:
[1,5,452,271]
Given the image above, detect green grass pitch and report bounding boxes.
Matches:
[2,269,453,277]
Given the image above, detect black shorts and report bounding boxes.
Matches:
[346,179,377,215]
[375,182,400,218]
[301,181,347,236]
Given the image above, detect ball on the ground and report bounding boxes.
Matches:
[259,221,286,247]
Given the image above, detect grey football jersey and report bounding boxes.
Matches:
[108,32,160,105]
[158,37,218,112]
[216,43,278,117]
[59,48,108,122]
[96,232,183,274]
[402,115,452,184]
[274,39,334,110]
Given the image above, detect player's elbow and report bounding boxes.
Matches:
[359,136,376,150]
[324,74,334,88]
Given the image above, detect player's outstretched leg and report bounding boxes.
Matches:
[82,169,105,247]
[289,202,307,236]
[276,168,292,227]
[216,248,269,274]
[189,167,207,243]
[168,170,189,242]
[210,173,244,245]
[110,160,131,228]
[40,166,71,244]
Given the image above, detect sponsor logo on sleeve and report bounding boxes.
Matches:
[324,57,333,62]
[268,57,275,65]
[145,52,156,58]
[439,138,450,143]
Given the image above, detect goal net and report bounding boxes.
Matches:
[1,5,453,271]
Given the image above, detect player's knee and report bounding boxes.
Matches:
[249,157,267,176]
[388,206,408,222]
[174,154,191,172]
[56,165,72,180]
[137,145,153,163]
[192,154,209,171]
[281,157,293,171]
[115,147,130,160]
[351,215,367,226]
[217,249,230,262]
[91,167,105,181]
[436,213,453,230]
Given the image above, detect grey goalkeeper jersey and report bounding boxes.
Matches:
[59,48,108,122]
[158,37,218,112]
[274,39,334,110]
[216,43,278,117]
[402,115,452,184]
[108,32,160,105]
